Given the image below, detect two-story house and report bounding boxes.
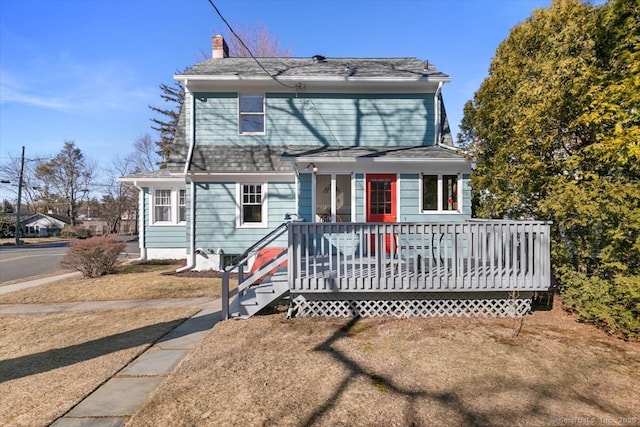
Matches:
[123,36,551,319]
[123,35,470,266]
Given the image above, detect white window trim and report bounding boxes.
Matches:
[312,173,355,223]
[236,182,268,228]
[419,173,462,214]
[238,94,266,135]
[178,188,187,223]
[150,187,187,226]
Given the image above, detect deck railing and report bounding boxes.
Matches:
[288,221,551,293]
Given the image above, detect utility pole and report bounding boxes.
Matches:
[15,146,25,246]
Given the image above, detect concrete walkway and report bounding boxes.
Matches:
[0,271,81,295]
[1,273,222,427]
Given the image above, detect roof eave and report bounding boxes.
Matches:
[174,74,451,92]
[283,156,467,163]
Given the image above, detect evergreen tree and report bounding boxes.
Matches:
[460,0,640,338]
[149,81,184,168]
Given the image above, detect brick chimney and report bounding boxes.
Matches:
[212,35,229,59]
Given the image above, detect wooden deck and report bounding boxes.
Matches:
[223,220,552,319]
[288,221,552,293]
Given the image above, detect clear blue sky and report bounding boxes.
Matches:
[1,0,558,186]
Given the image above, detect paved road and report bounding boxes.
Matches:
[0,239,140,284]
[0,242,70,283]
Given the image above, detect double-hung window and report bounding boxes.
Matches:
[151,188,187,225]
[237,183,268,228]
[239,95,265,134]
[178,189,186,222]
[421,174,460,212]
[154,190,172,222]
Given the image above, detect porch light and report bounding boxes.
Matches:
[307,163,318,173]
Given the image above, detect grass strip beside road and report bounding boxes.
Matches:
[0,262,233,304]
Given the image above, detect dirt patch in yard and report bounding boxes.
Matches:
[129,300,640,427]
[0,307,198,427]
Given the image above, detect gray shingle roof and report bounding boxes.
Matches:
[121,169,178,179]
[170,145,464,173]
[186,145,295,173]
[178,57,449,80]
[281,145,465,161]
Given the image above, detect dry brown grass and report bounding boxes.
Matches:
[0,307,198,427]
[0,261,234,304]
[129,301,640,427]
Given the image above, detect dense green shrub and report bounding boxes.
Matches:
[61,235,126,278]
[460,0,639,339]
[560,269,640,340]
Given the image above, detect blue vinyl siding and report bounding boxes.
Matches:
[193,181,296,254]
[298,173,313,222]
[193,93,435,147]
[142,187,187,248]
[194,93,237,144]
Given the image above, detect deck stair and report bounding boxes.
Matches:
[230,267,289,319]
[222,221,293,320]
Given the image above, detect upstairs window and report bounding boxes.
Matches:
[421,174,460,212]
[239,95,265,134]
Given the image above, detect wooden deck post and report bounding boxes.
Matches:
[221,271,229,320]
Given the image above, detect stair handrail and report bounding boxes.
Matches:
[223,221,289,272]
[221,219,296,320]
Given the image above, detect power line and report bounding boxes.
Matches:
[205,0,297,89]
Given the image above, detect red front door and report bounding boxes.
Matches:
[366,174,397,253]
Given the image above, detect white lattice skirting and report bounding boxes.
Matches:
[291,294,532,318]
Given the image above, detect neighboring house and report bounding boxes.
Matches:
[19,213,71,237]
[122,36,471,267]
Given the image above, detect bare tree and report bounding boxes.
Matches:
[0,153,48,215]
[102,155,139,234]
[35,141,95,225]
[223,23,292,57]
[131,133,162,173]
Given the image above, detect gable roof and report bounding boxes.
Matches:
[20,213,71,226]
[177,57,449,81]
